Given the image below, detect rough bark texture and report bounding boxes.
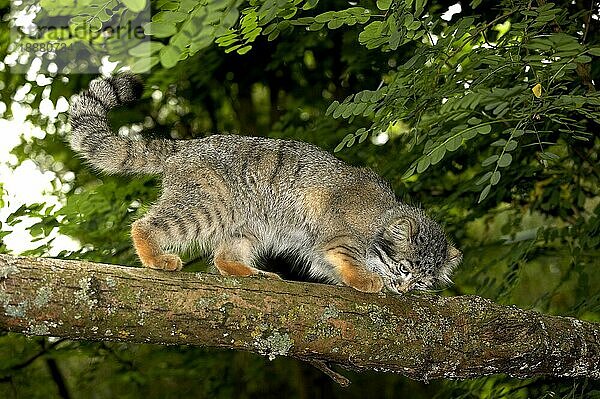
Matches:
[1,254,598,381]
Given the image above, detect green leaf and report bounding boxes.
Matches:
[478,184,491,203]
[334,133,354,152]
[416,157,430,174]
[224,44,243,53]
[536,13,557,23]
[462,129,477,140]
[538,3,555,11]
[346,7,370,17]
[402,165,416,180]
[122,0,147,13]
[344,16,357,27]
[157,0,179,11]
[389,30,402,49]
[355,12,371,24]
[403,54,424,69]
[357,128,369,143]
[223,8,240,26]
[262,23,278,36]
[476,172,492,185]
[315,11,336,23]
[360,21,384,39]
[482,155,499,166]
[341,103,354,118]
[430,146,446,165]
[345,136,355,148]
[505,140,518,151]
[328,19,344,29]
[307,22,324,31]
[159,45,180,68]
[588,47,600,56]
[376,0,392,10]
[244,27,262,41]
[130,56,159,73]
[540,151,560,161]
[497,153,512,168]
[237,45,252,55]
[326,100,339,116]
[128,41,164,57]
[490,171,501,185]
[97,8,112,23]
[414,0,427,16]
[575,55,592,64]
[362,103,377,116]
[446,136,462,151]
[332,103,345,118]
[302,0,319,10]
[358,90,372,102]
[476,124,491,134]
[153,11,188,23]
[144,22,177,38]
[408,20,421,30]
[352,103,367,115]
[216,33,238,46]
[493,102,508,115]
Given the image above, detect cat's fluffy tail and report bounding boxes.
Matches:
[69,74,176,175]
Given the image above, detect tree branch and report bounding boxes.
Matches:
[0,254,598,382]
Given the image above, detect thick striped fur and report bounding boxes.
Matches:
[69,74,462,293]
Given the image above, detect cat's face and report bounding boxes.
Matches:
[366,214,462,293]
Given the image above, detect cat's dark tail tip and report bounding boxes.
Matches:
[107,73,144,103]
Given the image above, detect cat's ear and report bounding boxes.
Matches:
[385,217,418,244]
[446,246,462,270]
[438,245,462,285]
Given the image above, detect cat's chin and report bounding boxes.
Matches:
[383,281,401,294]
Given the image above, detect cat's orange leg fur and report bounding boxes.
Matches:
[213,257,257,276]
[131,221,182,271]
[325,251,383,293]
[214,239,281,279]
[213,256,281,279]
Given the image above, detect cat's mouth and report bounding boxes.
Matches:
[383,276,433,293]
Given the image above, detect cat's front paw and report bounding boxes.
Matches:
[343,270,384,293]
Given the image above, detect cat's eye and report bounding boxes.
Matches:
[398,260,411,275]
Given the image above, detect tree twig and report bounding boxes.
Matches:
[306,359,351,387]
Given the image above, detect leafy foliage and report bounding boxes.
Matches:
[1,0,599,397]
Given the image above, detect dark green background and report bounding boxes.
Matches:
[0,0,599,397]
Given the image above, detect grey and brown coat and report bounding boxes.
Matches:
[69,74,461,293]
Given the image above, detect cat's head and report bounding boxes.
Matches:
[366,206,462,293]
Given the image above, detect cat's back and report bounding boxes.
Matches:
[165,135,396,233]
[172,134,348,188]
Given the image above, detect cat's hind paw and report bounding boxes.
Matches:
[148,254,183,271]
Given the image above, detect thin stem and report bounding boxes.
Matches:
[46,358,71,399]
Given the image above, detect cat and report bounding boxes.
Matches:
[69,74,462,293]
